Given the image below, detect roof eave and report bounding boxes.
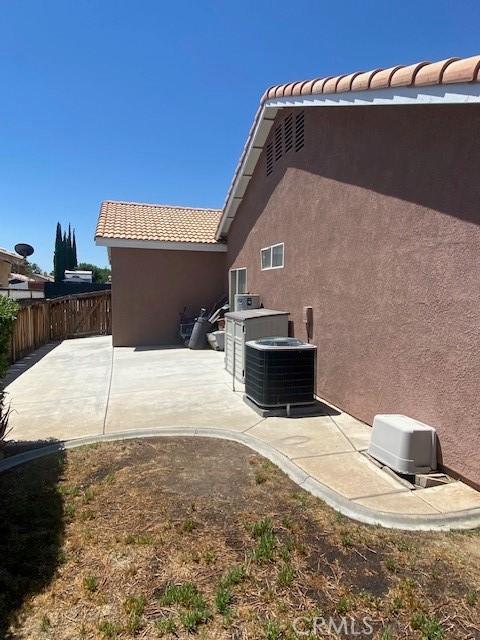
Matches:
[95,236,227,253]
[216,80,480,241]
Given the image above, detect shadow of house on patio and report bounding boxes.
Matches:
[0,442,66,638]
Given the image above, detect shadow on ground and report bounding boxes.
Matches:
[0,442,65,638]
[4,342,60,387]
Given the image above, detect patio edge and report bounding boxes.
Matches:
[1,427,480,532]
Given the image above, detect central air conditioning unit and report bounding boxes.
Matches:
[245,337,316,408]
[234,294,261,312]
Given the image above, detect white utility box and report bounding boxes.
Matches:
[234,294,261,311]
[225,309,289,382]
[207,330,225,351]
[368,414,437,475]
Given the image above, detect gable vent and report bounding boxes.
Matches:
[284,113,293,152]
[274,124,283,161]
[266,141,274,176]
[265,110,305,177]
[295,111,305,152]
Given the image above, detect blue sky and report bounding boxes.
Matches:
[1,0,479,272]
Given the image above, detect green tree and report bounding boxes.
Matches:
[72,230,78,268]
[53,222,65,282]
[67,224,73,270]
[25,261,42,275]
[77,263,111,284]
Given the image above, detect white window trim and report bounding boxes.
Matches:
[229,267,247,308]
[261,242,284,271]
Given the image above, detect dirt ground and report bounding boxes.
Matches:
[0,437,479,640]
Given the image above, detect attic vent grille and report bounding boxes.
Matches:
[265,111,304,177]
[266,142,274,176]
[295,111,305,151]
[274,124,283,161]
[284,113,293,152]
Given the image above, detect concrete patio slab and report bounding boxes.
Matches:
[295,451,408,500]
[355,490,440,515]
[247,416,354,458]
[8,394,107,441]
[106,383,261,432]
[4,336,480,530]
[415,481,480,513]
[330,412,372,451]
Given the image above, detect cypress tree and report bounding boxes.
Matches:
[53,222,65,282]
[67,224,73,269]
[72,230,78,268]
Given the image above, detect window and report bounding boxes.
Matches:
[261,243,284,270]
[229,267,247,309]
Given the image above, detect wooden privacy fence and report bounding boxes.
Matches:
[9,290,111,364]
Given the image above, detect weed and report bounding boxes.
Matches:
[125,532,155,545]
[159,583,206,609]
[252,517,273,538]
[98,620,121,638]
[221,565,246,588]
[381,627,394,640]
[103,472,116,485]
[336,595,351,614]
[40,614,51,632]
[181,518,198,533]
[277,563,295,588]
[124,595,146,635]
[64,503,76,519]
[253,530,276,562]
[159,583,210,632]
[394,537,415,553]
[59,486,81,497]
[466,590,478,606]
[79,508,95,522]
[83,575,98,593]
[215,584,232,614]
[264,619,282,639]
[203,549,217,565]
[180,607,212,632]
[340,530,354,548]
[385,558,398,573]
[155,617,177,635]
[82,488,94,504]
[124,595,146,616]
[291,491,309,509]
[410,613,444,640]
[255,470,268,485]
[389,596,403,614]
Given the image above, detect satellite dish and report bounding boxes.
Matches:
[14,243,34,259]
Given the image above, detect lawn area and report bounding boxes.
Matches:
[0,437,479,639]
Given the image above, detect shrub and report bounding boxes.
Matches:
[0,296,19,379]
[0,389,13,444]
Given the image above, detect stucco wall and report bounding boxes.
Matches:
[111,247,225,346]
[226,104,480,487]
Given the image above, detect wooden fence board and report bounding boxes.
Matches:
[8,291,111,364]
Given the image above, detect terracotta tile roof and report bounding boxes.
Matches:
[96,200,223,244]
[261,54,480,100]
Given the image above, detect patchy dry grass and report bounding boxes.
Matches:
[0,437,479,639]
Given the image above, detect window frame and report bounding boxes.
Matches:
[229,267,247,309]
[260,242,284,271]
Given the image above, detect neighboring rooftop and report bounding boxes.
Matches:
[0,247,23,264]
[96,200,223,246]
